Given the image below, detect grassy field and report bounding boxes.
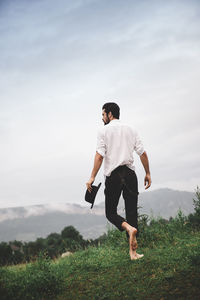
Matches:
[56,229,200,300]
[0,215,200,300]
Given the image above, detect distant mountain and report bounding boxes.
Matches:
[0,189,195,242]
[0,204,107,242]
[98,188,195,219]
[138,188,195,218]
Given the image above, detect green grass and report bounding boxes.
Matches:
[1,222,200,300]
[56,230,200,300]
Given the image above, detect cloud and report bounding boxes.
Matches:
[0,0,200,208]
[0,202,105,222]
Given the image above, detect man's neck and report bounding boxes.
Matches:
[110,118,119,122]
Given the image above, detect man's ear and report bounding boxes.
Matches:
[108,111,112,119]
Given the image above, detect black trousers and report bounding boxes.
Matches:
[104,165,139,237]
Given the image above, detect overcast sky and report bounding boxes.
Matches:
[0,0,200,208]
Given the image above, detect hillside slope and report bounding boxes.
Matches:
[1,222,200,300]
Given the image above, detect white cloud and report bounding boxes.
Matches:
[0,0,200,208]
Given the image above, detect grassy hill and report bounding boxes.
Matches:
[0,213,200,300]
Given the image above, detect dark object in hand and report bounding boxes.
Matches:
[85,183,102,208]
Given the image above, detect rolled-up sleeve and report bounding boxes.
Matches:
[134,131,144,156]
[96,129,106,157]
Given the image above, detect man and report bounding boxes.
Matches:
[86,102,151,260]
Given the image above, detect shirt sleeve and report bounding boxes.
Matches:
[96,129,106,157]
[134,131,145,156]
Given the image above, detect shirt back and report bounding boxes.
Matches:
[96,119,144,176]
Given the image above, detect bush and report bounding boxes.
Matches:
[188,186,200,228]
[0,253,65,300]
[188,243,200,267]
[193,186,200,215]
[0,243,12,266]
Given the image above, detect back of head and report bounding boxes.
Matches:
[102,102,120,119]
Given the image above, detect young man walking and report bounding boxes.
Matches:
[86,102,151,260]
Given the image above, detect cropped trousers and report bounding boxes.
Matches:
[104,165,139,237]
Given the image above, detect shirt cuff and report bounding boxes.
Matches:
[137,148,145,156]
[96,149,105,157]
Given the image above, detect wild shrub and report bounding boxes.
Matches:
[188,186,200,229]
[187,242,200,268]
[0,253,65,300]
[138,216,171,248]
[193,186,200,215]
[0,243,12,266]
[105,227,126,248]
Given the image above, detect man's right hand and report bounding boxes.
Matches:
[144,173,151,189]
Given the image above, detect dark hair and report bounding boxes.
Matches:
[102,102,120,119]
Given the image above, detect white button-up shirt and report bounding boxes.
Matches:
[96,119,144,177]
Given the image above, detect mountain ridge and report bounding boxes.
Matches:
[0,188,195,242]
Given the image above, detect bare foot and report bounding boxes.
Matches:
[128,227,138,251]
[130,252,144,260]
[121,222,143,260]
